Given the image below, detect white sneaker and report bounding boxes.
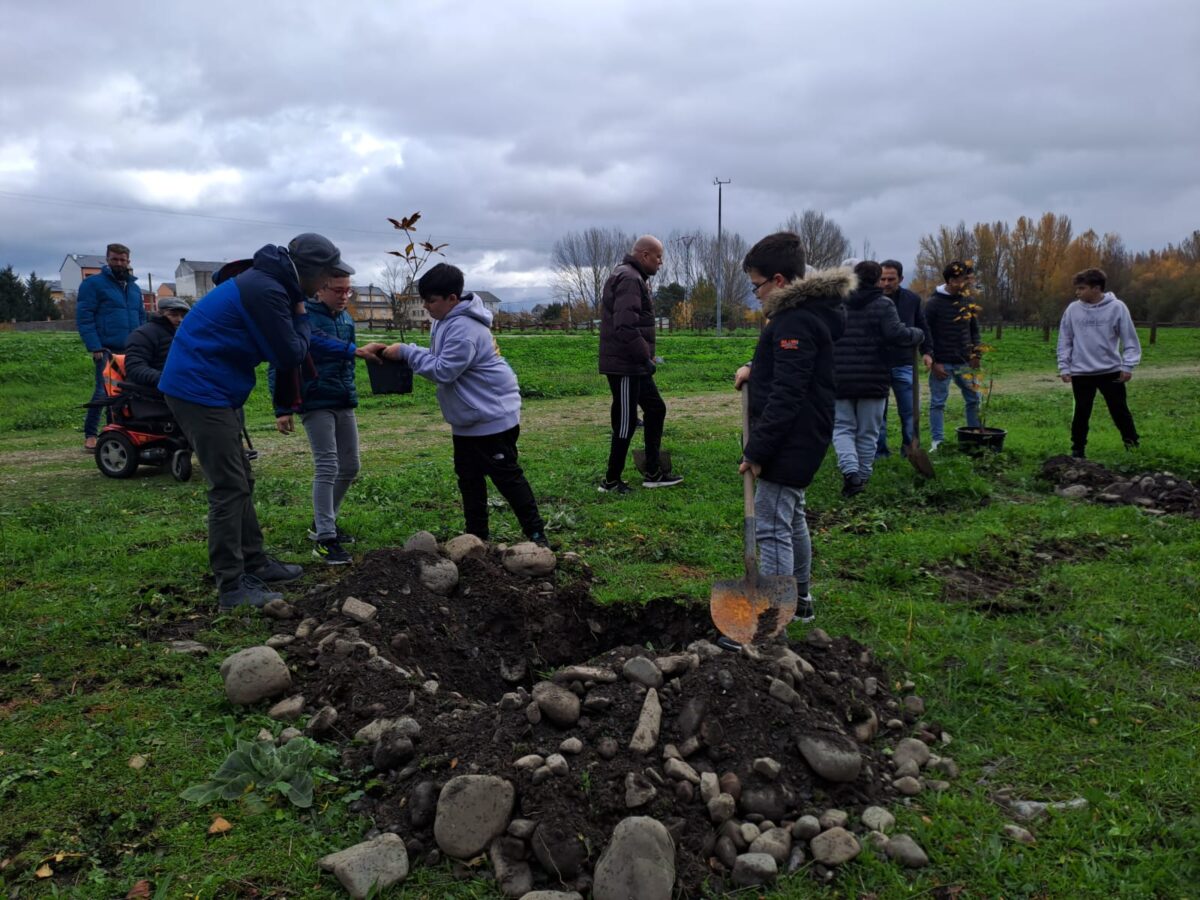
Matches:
[929,440,942,451]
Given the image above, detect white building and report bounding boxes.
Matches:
[58,254,106,293]
[175,259,226,299]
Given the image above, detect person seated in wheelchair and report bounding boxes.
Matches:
[123,297,191,392]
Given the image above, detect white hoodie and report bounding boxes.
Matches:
[1056,293,1141,375]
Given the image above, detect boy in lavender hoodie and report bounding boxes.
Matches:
[382,263,548,545]
[1057,267,1142,458]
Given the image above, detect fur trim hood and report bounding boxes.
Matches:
[762,266,855,318]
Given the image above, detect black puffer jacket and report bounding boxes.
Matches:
[123,315,177,389]
[744,269,850,488]
[599,255,655,376]
[833,286,924,399]
[924,288,981,364]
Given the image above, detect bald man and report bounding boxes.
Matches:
[597,235,683,492]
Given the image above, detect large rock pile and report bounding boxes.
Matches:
[1042,455,1200,517]
[218,539,957,897]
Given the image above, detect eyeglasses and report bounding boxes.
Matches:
[320,286,353,297]
[750,279,772,294]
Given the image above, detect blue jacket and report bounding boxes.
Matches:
[268,299,358,414]
[399,293,521,437]
[76,266,146,352]
[159,244,354,409]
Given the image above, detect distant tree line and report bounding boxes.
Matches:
[0,266,61,322]
[911,216,1200,328]
[547,210,855,331]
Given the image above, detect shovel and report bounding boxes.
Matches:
[907,347,935,478]
[710,387,798,645]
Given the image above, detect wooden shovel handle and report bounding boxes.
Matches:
[741,387,757,581]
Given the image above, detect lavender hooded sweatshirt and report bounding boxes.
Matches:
[399,293,522,436]
[1056,293,1141,376]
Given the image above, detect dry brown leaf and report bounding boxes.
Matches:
[35,863,53,878]
[126,879,153,898]
[207,815,233,836]
[128,754,147,770]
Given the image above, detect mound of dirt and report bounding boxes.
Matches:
[255,542,954,896]
[1042,455,1200,517]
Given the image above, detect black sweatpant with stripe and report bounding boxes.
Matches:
[605,373,666,482]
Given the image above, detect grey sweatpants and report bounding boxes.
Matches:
[301,407,360,540]
[833,397,887,479]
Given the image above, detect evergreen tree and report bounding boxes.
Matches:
[27,271,60,321]
[0,265,28,322]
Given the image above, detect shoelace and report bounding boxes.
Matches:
[241,573,272,591]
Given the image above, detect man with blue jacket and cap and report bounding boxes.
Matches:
[159,233,386,610]
[76,243,146,450]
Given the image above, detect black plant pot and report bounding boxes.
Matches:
[956,426,1007,452]
[367,359,413,395]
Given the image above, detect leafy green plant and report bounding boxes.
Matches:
[180,738,337,809]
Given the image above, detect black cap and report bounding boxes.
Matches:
[287,233,355,276]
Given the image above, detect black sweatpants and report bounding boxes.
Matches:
[452,425,544,540]
[165,396,268,593]
[1070,372,1139,455]
[605,373,666,482]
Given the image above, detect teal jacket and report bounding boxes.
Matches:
[269,298,358,414]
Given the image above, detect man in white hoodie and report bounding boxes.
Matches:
[1057,267,1142,458]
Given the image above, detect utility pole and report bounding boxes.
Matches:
[713,177,730,335]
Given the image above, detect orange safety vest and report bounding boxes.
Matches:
[102,354,128,398]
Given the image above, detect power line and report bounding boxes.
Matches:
[0,189,554,249]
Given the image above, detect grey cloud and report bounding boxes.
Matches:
[3,0,1196,299]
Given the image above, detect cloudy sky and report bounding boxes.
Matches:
[2,0,1197,304]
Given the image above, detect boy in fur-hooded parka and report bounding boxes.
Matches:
[733,232,849,629]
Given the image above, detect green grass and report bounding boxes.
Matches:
[1,330,1199,898]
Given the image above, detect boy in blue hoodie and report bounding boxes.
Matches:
[1057,267,1142,457]
[381,264,548,546]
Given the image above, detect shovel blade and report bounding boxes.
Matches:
[710,575,798,645]
[632,449,672,477]
[907,441,935,478]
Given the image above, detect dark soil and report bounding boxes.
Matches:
[259,545,942,896]
[1041,455,1200,517]
[929,536,1119,615]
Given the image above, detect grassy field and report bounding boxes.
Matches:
[1,328,1198,898]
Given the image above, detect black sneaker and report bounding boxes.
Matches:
[313,538,352,565]
[528,531,551,548]
[219,574,283,610]
[307,523,356,544]
[642,470,684,488]
[247,557,304,583]
[1124,440,1140,451]
[792,594,816,624]
[841,473,866,497]
[598,479,632,495]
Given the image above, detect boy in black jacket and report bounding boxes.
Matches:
[733,232,849,629]
[924,260,982,448]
